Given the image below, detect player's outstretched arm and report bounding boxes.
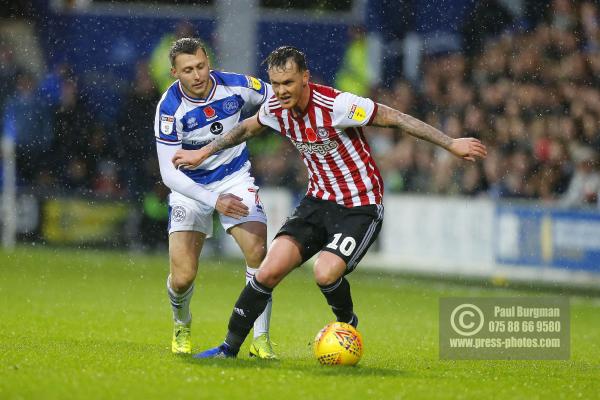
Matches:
[156,142,219,208]
[371,103,487,162]
[172,115,266,169]
[157,143,249,218]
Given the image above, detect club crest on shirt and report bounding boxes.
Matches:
[347,104,367,122]
[223,98,239,115]
[160,115,174,135]
[317,127,329,139]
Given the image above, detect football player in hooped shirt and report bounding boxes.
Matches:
[172,46,487,358]
[154,38,277,358]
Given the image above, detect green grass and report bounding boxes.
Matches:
[1,246,599,399]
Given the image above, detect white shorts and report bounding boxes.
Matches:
[168,171,267,237]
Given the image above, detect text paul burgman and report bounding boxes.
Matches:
[494,306,561,319]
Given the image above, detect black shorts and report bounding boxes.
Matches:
[274,196,384,273]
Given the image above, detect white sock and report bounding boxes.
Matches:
[246,266,272,339]
[167,275,193,324]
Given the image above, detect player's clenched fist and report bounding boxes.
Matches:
[172,148,209,170]
[448,138,487,162]
[215,193,249,219]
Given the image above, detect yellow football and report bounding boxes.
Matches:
[313,322,363,366]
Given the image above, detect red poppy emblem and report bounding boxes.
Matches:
[203,106,216,119]
[305,127,317,142]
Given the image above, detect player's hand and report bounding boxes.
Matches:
[449,138,487,162]
[172,149,209,170]
[215,193,249,219]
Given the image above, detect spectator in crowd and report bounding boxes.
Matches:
[116,60,160,201]
[335,25,374,97]
[560,147,600,207]
[52,75,93,190]
[149,20,217,93]
[0,43,18,113]
[2,70,53,185]
[140,182,170,249]
[93,160,124,198]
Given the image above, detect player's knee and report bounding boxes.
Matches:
[313,263,342,286]
[169,272,195,293]
[255,267,282,289]
[169,261,197,293]
[244,241,267,268]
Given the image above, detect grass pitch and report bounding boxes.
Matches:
[1,246,599,399]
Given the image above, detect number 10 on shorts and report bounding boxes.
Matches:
[326,233,357,256]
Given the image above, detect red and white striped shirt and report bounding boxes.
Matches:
[257,83,384,207]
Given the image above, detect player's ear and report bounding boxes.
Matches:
[302,70,309,86]
[170,67,177,78]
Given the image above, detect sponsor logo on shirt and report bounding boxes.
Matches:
[210,121,224,135]
[186,116,199,129]
[247,76,262,91]
[291,139,339,155]
[347,104,367,122]
[185,139,211,147]
[160,114,175,135]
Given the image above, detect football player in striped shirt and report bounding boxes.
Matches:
[172,46,487,358]
[154,38,277,358]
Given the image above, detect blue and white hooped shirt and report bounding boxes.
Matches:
[154,70,270,187]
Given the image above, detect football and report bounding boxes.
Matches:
[313,322,363,366]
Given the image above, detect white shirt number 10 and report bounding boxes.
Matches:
[326,233,357,256]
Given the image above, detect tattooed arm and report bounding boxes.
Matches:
[371,103,487,162]
[172,114,265,169]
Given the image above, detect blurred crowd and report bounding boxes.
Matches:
[368,0,600,207]
[0,57,159,201]
[1,0,599,221]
